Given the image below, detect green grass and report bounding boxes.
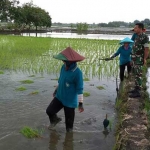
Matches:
[0,70,4,74]
[83,92,90,97]
[15,86,27,91]
[30,90,39,95]
[83,78,90,81]
[97,86,105,90]
[142,66,150,124]
[20,126,43,138]
[20,80,34,84]
[51,78,59,80]
[115,98,123,110]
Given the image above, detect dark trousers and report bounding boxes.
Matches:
[119,62,131,81]
[46,97,75,130]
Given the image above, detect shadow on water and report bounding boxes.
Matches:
[49,130,74,150]
[63,132,74,150]
[102,128,111,139]
[49,130,60,150]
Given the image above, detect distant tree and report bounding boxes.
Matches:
[12,2,51,35]
[128,22,134,28]
[76,23,82,34]
[12,3,33,30]
[133,20,140,24]
[82,23,88,34]
[76,22,88,34]
[98,23,108,27]
[0,0,20,22]
[108,22,118,27]
[142,18,150,27]
[30,6,51,35]
[143,18,150,24]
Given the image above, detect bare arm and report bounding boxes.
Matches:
[144,47,149,59]
[144,47,149,65]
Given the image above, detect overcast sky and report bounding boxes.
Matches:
[19,0,150,24]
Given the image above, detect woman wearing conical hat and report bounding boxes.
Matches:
[111,37,134,82]
[46,47,85,132]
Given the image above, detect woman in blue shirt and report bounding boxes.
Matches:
[111,37,133,82]
[46,47,85,132]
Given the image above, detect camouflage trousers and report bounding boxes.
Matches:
[132,64,143,89]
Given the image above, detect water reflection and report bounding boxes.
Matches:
[49,130,74,150]
[22,32,133,40]
[102,128,110,138]
[49,130,60,150]
[63,132,74,150]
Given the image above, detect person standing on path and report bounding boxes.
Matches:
[46,47,85,132]
[129,22,149,98]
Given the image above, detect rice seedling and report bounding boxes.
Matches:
[97,86,105,90]
[51,78,59,80]
[83,78,90,81]
[30,91,39,95]
[0,70,4,74]
[15,86,27,91]
[83,92,90,97]
[20,126,43,138]
[20,80,34,84]
[0,35,120,79]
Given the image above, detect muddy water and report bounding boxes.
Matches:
[0,71,117,150]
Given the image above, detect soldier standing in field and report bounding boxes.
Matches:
[129,22,149,98]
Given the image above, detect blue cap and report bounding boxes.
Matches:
[119,37,134,44]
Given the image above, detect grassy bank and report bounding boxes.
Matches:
[113,65,150,149]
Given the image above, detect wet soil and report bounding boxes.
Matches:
[0,71,117,150]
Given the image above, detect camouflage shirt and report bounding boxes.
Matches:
[132,33,149,65]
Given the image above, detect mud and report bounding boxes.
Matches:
[0,71,118,150]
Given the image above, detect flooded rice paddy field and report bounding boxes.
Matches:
[0,71,117,150]
[0,36,121,149]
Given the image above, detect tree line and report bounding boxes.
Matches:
[98,19,150,28]
[53,19,150,29]
[0,0,52,31]
[0,0,150,35]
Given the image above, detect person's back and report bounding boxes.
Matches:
[56,63,83,108]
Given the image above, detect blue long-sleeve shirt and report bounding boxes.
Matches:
[114,45,132,65]
[131,33,137,41]
[56,63,83,108]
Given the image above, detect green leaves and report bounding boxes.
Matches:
[20,126,43,138]
[76,23,88,34]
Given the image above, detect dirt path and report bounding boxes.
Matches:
[115,74,150,150]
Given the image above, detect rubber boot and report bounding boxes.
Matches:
[48,115,62,129]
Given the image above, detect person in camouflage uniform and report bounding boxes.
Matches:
[129,22,149,98]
